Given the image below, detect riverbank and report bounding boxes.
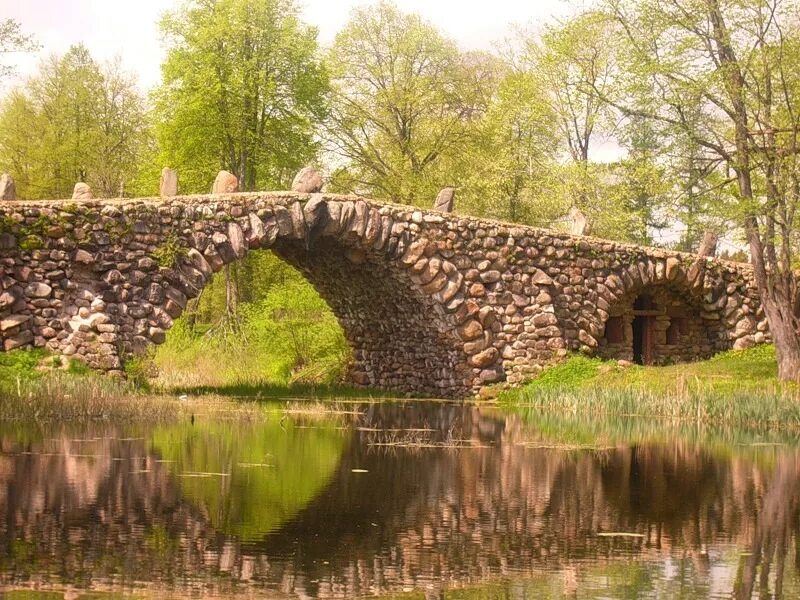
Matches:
[499,344,800,428]
[3,345,797,427]
[0,348,385,421]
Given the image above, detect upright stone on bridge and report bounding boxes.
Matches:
[160,167,178,197]
[0,174,15,200]
[433,187,455,212]
[567,206,590,236]
[697,231,718,257]
[72,182,93,200]
[291,166,323,193]
[212,170,239,194]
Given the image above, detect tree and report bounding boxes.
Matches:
[513,13,674,242]
[597,0,800,380]
[0,45,150,199]
[449,68,561,223]
[153,0,328,193]
[0,19,39,80]
[324,1,494,204]
[527,13,618,165]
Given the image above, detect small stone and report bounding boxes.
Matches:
[227,222,247,258]
[533,312,558,327]
[401,240,427,267]
[291,166,323,193]
[531,269,554,285]
[480,270,502,283]
[469,347,499,368]
[25,282,52,298]
[212,170,239,194]
[457,319,483,341]
[72,182,93,200]
[468,282,485,297]
[74,249,95,264]
[4,330,33,351]
[247,213,266,246]
[0,314,30,331]
[148,327,166,344]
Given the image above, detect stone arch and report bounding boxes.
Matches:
[121,195,482,397]
[591,256,744,364]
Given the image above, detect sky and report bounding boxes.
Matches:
[2,0,572,91]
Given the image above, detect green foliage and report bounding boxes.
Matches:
[151,233,187,268]
[0,19,39,80]
[18,235,43,251]
[515,355,606,392]
[154,251,349,388]
[325,2,496,204]
[501,345,799,428]
[0,44,152,200]
[123,355,155,390]
[152,0,328,193]
[0,348,47,390]
[66,358,90,376]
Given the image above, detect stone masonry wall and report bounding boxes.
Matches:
[0,192,769,397]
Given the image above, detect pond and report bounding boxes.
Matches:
[0,400,798,599]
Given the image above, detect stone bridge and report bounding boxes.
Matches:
[0,192,768,397]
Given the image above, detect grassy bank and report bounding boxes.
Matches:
[499,344,800,428]
[0,347,382,421]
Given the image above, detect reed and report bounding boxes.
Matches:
[499,345,800,429]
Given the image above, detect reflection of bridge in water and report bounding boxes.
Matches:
[0,404,798,599]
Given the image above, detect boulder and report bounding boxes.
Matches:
[72,182,93,200]
[291,166,323,193]
[160,167,178,197]
[433,187,455,212]
[0,173,15,200]
[212,170,239,194]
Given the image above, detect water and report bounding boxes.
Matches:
[1,400,799,599]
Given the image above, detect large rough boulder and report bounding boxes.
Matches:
[160,167,178,197]
[0,173,15,200]
[697,231,718,257]
[72,182,93,200]
[291,166,323,193]
[212,170,239,194]
[567,206,590,236]
[433,187,455,212]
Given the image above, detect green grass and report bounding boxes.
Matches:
[499,345,800,428]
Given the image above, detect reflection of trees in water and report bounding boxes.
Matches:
[734,454,800,599]
[0,408,799,599]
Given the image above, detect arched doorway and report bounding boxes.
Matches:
[632,294,656,365]
[598,286,725,366]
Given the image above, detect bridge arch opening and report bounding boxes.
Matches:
[143,199,475,397]
[153,250,350,387]
[598,284,725,365]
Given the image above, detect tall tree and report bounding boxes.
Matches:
[0,45,150,199]
[527,13,617,165]
[515,13,672,241]
[153,0,328,193]
[597,0,800,380]
[450,67,561,223]
[325,1,493,204]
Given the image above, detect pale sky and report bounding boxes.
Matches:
[2,0,573,91]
